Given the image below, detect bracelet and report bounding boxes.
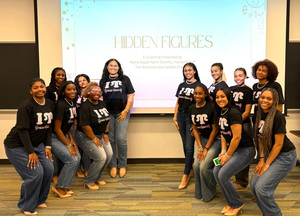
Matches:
[260,157,265,160]
[205,147,209,150]
[66,143,72,148]
[104,131,109,135]
[92,137,97,141]
[225,152,232,159]
[221,150,226,153]
[173,117,177,121]
[45,146,51,149]
[264,164,270,167]
[124,109,128,113]
[198,148,204,152]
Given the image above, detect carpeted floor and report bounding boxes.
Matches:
[0,163,299,216]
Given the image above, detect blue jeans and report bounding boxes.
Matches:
[250,150,297,216]
[177,110,195,175]
[109,111,130,168]
[213,146,255,209]
[193,135,221,201]
[5,143,54,213]
[51,133,81,188]
[75,131,113,185]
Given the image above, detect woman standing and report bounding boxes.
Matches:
[99,59,135,178]
[189,83,220,201]
[230,68,253,191]
[75,82,112,190]
[250,88,296,216]
[51,81,81,198]
[74,74,91,178]
[208,63,228,100]
[174,62,201,189]
[213,87,255,216]
[252,59,284,124]
[4,78,54,215]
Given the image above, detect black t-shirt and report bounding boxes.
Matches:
[252,81,284,123]
[189,102,217,139]
[77,100,110,135]
[46,86,62,104]
[208,81,228,100]
[54,99,77,134]
[257,110,295,153]
[99,75,135,114]
[175,80,201,111]
[230,85,253,123]
[218,107,253,148]
[4,97,54,154]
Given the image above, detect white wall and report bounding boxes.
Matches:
[0,0,292,159]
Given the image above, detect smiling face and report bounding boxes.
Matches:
[259,90,273,112]
[64,83,77,101]
[89,86,102,102]
[107,60,119,77]
[194,86,206,105]
[256,65,268,82]
[234,70,246,87]
[215,90,228,109]
[30,81,46,99]
[183,65,195,81]
[78,76,88,89]
[55,70,66,86]
[211,66,222,82]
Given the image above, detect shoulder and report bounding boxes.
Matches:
[229,107,241,116]
[274,110,285,122]
[269,82,282,90]
[219,81,228,87]
[252,83,258,90]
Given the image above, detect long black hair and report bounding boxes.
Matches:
[49,67,67,92]
[74,74,90,96]
[101,59,124,83]
[182,62,200,82]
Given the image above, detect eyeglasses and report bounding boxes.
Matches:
[91,89,102,94]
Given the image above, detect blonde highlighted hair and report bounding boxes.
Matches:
[82,82,99,98]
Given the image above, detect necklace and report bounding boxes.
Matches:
[221,108,229,116]
[109,75,119,80]
[88,98,98,105]
[64,98,74,107]
[33,97,45,106]
[186,79,196,84]
[196,101,206,108]
[257,81,269,89]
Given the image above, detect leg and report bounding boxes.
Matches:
[108,114,117,168]
[114,111,130,168]
[193,157,201,199]
[51,134,81,189]
[199,136,221,202]
[75,131,106,185]
[96,136,113,180]
[250,150,297,216]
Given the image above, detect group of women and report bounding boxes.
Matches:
[3,58,297,216]
[174,59,297,216]
[4,59,135,215]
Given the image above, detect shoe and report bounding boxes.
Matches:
[51,186,71,198]
[233,182,248,191]
[110,167,117,178]
[64,189,74,195]
[77,171,85,178]
[187,169,194,181]
[221,205,231,214]
[178,174,188,190]
[84,183,99,190]
[84,170,88,176]
[224,204,244,216]
[37,203,47,208]
[119,168,126,178]
[97,179,107,186]
[23,211,38,215]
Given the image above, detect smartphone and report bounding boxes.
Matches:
[213,157,221,166]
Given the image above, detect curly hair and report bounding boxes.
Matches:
[251,59,279,82]
[82,82,99,98]
[74,74,90,96]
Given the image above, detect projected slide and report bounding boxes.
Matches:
[61,0,266,114]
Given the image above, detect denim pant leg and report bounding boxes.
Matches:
[109,111,130,168]
[5,144,53,213]
[51,134,81,188]
[213,146,255,209]
[96,136,113,180]
[177,111,195,175]
[76,131,108,185]
[235,123,253,187]
[250,150,297,216]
